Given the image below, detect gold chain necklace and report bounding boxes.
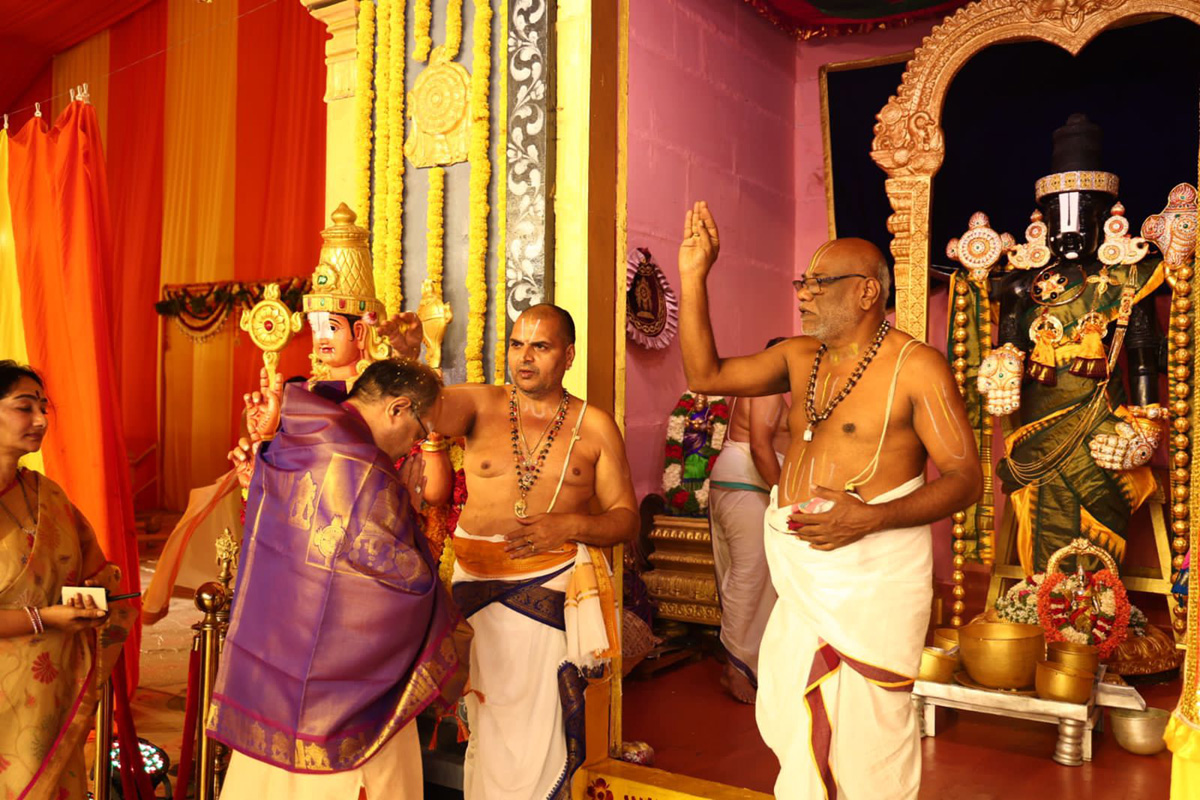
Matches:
[0,471,37,536]
[509,387,570,518]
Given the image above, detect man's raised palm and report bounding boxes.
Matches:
[678,200,721,279]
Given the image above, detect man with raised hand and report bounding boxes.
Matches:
[677,201,982,799]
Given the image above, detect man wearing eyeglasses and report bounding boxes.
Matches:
[211,358,466,799]
[677,202,982,800]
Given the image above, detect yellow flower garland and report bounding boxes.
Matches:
[371,0,391,302]
[414,0,432,62]
[415,0,462,63]
[354,0,375,222]
[386,0,406,314]
[494,0,508,384]
[445,0,465,61]
[426,167,445,291]
[465,0,493,383]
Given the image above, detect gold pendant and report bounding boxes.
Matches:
[514,498,528,518]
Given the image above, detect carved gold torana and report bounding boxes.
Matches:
[870,0,1200,728]
[641,515,721,627]
[871,0,1200,343]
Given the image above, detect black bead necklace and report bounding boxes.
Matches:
[802,319,891,442]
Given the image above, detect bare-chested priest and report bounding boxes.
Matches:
[424,304,638,800]
[677,201,982,799]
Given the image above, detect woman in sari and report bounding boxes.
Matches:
[0,362,135,800]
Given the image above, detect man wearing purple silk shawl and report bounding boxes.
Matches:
[207,358,466,799]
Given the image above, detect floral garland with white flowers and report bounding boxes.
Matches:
[662,393,729,516]
[994,571,1143,659]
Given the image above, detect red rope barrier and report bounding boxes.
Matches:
[173,647,202,800]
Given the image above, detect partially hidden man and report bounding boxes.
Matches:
[677,202,983,799]
[422,303,638,799]
[206,358,466,799]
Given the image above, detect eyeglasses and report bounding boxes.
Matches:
[410,407,431,439]
[792,273,871,296]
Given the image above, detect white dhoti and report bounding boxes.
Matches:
[219,720,420,800]
[451,527,614,800]
[708,439,783,680]
[756,476,931,800]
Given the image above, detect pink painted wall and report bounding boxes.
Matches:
[791,22,937,331]
[625,0,798,501]
[626,2,936,504]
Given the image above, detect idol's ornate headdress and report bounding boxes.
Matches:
[303,203,385,319]
[1035,170,1120,202]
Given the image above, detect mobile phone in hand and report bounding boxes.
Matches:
[60,586,108,612]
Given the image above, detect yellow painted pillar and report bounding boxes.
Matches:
[555,0,592,401]
[555,0,625,419]
[301,0,361,213]
[555,0,628,773]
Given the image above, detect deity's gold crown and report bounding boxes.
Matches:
[303,203,384,318]
[1035,170,1119,202]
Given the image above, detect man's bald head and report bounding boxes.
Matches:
[810,238,891,306]
[518,303,576,345]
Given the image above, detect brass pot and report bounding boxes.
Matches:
[932,628,959,653]
[958,622,1045,689]
[1035,660,1093,704]
[1109,708,1170,755]
[918,647,957,684]
[1047,640,1099,675]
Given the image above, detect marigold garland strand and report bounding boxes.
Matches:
[415,0,462,63]
[354,0,375,222]
[445,0,464,61]
[465,0,493,383]
[386,0,406,314]
[494,0,508,384]
[414,0,433,62]
[427,167,446,292]
[371,0,392,301]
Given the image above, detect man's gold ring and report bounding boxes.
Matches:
[527,538,536,553]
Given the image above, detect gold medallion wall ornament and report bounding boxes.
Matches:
[405,47,471,168]
[625,248,678,350]
[240,283,304,384]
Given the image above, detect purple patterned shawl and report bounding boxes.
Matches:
[206,385,462,773]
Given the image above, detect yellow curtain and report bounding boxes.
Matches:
[51,31,111,144]
[0,133,44,473]
[160,0,238,509]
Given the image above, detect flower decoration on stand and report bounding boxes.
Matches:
[662,392,728,516]
[1034,538,1132,659]
[997,572,1149,639]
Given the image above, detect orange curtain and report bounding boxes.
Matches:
[231,0,327,434]
[159,0,238,510]
[7,103,140,687]
[50,32,111,146]
[109,0,167,510]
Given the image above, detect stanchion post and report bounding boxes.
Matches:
[194,582,226,800]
